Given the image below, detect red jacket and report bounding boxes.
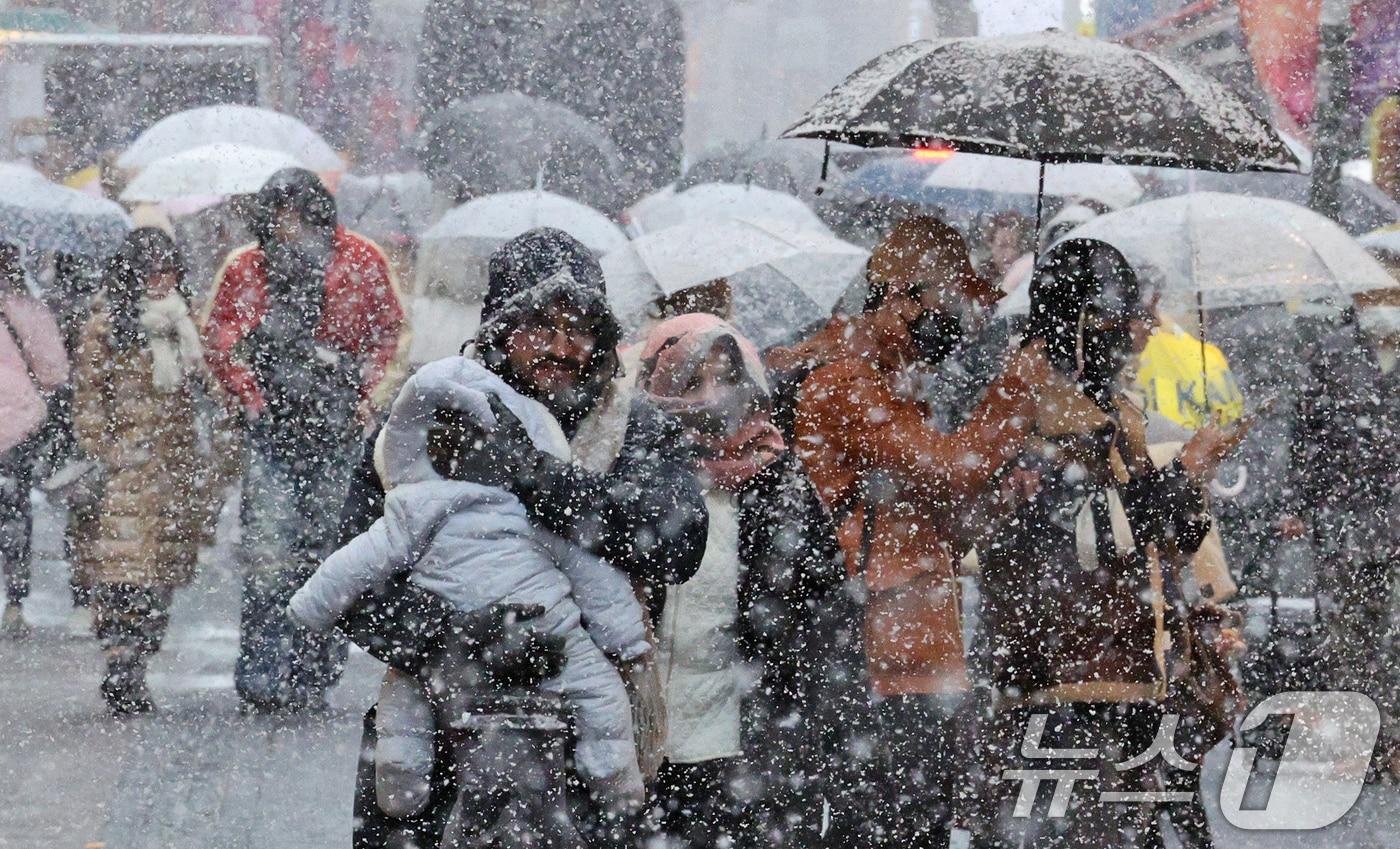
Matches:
[201,228,404,415]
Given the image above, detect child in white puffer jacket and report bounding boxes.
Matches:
[290,356,648,815]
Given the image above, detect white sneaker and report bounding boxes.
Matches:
[65,605,95,638]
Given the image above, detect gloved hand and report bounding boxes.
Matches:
[425,395,538,488]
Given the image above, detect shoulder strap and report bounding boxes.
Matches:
[0,302,43,393]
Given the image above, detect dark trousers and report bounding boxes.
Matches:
[93,583,175,656]
[0,453,33,605]
[875,693,964,849]
[654,758,748,848]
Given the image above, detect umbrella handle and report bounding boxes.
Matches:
[1209,463,1248,499]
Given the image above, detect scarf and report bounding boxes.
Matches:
[638,313,784,492]
[138,292,202,393]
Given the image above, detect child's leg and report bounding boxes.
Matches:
[375,667,437,818]
[551,638,644,811]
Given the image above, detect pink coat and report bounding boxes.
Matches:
[0,292,69,454]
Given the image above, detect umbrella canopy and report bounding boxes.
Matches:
[0,163,130,256]
[1068,192,1397,310]
[626,183,826,235]
[415,190,626,301]
[1141,169,1400,237]
[783,30,1298,173]
[117,105,343,174]
[603,217,867,347]
[337,171,436,248]
[119,143,304,203]
[677,139,831,197]
[923,154,1143,211]
[416,93,627,214]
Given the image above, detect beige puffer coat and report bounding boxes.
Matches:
[72,298,216,587]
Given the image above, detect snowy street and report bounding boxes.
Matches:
[5,495,1400,848]
[0,495,382,848]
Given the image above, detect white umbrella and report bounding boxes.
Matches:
[923,154,1144,210]
[1067,192,1397,311]
[626,182,826,235]
[1359,227,1400,259]
[0,163,130,256]
[415,190,626,303]
[603,217,868,347]
[117,105,343,173]
[119,144,305,203]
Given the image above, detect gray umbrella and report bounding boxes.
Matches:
[0,163,130,256]
[782,30,1298,173]
[677,139,831,197]
[416,93,628,215]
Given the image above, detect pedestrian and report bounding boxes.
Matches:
[632,312,869,849]
[0,241,69,638]
[202,168,405,713]
[974,239,1247,849]
[290,356,651,817]
[771,216,1052,849]
[1290,304,1399,778]
[1358,301,1400,778]
[334,227,708,849]
[975,211,1031,285]
[70,228,215,713]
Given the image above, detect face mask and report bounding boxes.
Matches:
[654,381,763,440]
[908,309,964,366]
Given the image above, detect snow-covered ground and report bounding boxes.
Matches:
[2,495,1398,847]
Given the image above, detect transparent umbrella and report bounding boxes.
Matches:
[603,216,867,347]
[0,163,130,256]
[116,105,344,174]
[120,144,304,203]
[1067,192,1398,311]
[625,183,826,235]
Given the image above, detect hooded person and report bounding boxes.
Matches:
[330,227,707,849]
[634,313,871,849]
[202,167,405,712]
[70,228,220,713]
[766,215,1001,438]
[768,215,1052,849]
[972,239,1248,849]
[291,356,649,814]
[0,242,69,638]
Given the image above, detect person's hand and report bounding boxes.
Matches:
[1277,514,1308,540]
[485,395,533,447]
[1006,337,1052,387]
[1178,417,1253,483]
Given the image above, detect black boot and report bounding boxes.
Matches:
[101,649,154,716]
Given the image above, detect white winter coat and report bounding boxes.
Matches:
[655,489,744,763]
[289,357,648,801]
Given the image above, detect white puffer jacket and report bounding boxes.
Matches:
[656,489,744,764]
[290,357,648,793]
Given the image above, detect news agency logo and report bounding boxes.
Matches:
[1002,691,1379,830]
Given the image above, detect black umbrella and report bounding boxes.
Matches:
[784,30,1302,415]
[416,93,628,214]
[783,30,1299,244]
[784,30,1297,172]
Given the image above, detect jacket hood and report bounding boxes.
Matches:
[479,227,616,333]
[248,167,338,246]
[866,215,997,311]
[379,356,569,489]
